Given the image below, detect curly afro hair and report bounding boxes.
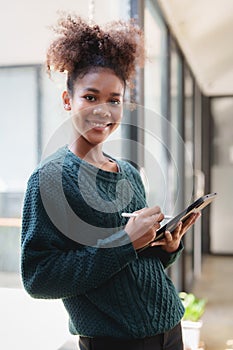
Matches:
[46,13,145,94]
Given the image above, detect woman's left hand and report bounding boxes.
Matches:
[150,212,201,253]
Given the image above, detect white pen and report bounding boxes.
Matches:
[121,213,173,220]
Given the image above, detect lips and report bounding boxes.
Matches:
[87,120,112,128]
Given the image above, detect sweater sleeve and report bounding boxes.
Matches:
[21,171,137,300]
[140,243,184,267]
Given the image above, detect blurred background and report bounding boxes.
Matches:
[0,0,232,349]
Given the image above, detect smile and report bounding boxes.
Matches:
[87,121,112,128]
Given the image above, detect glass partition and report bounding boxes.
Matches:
[211,97,233,254]
[183,65,195,290]
[0,66,38,285]
[144,0,168,208]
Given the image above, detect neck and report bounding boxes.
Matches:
[69,138,106,164]
[68,137,119,173]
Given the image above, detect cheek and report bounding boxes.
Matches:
[71,103,94,120]
[71,107,89,133]
[111,107,123,122]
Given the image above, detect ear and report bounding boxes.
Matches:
[62,91,72,111]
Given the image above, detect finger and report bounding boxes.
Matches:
[157,213,165,222]
[170,222,182,238]
[164,231,173,242]
[151,231,173,246]
[184,212,199,225]
[153,221,161,230]
[179,213,201,237]
[150,239,167,247]
[136,210,164,228]
[151,212,164,223]
[139,206,162,218]
[182,213,197,231]
[133,208,146,215]
[195,212,202,221]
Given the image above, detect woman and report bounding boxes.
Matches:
[21,14,200,350]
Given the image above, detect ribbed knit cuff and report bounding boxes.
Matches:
[160,240,184,257]
[138,241,184,268]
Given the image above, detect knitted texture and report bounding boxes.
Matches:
[21,146,184,338]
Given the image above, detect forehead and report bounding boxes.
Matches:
[74,67,125,93]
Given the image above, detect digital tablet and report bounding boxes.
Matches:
[152,192,217,242]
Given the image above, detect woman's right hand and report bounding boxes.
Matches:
[124,206,164,250]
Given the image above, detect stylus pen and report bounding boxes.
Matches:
[121,213,173,220]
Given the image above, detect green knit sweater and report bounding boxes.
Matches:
[21,145,184,339]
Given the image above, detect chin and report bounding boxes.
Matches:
[86,136,109,146]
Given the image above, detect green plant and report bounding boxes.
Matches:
[179,292,206,322]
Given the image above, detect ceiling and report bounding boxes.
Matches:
[157,0,233,96]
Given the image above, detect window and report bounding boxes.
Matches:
[183,65,195,290]
[0,66,38,192]
[0,66,39,282]
[144,0,169,208]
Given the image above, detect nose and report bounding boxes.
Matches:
[93,105,111,118]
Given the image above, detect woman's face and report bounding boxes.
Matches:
[63,68,124,147]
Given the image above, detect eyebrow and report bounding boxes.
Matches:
[83,88,123,97]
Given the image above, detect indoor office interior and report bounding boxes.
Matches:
[0,0,232,349]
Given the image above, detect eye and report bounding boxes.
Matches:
[84,95,96,102]
[109,99,121,105]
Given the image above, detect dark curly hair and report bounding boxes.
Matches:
[46,13,145,95]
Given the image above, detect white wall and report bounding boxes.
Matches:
[0,0,129,65]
